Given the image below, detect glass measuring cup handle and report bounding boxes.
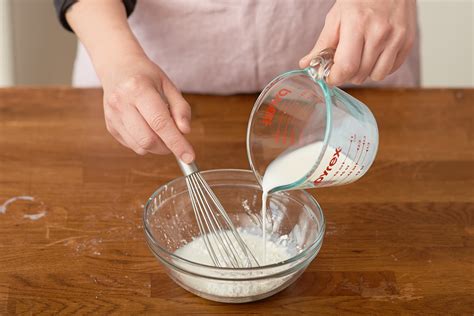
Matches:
[308,48,335,81]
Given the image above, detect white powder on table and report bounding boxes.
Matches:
[23,211,47,221]
[0,196,35,214]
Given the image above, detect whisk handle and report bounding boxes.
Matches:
[177,159,199,176]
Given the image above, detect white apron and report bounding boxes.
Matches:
[73,0,420,92]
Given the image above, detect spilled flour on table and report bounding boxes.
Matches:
[0,196,48,221]
[0,196,35,214]
[23,211,47,221]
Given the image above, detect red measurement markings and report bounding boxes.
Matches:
[355,139,370,177]
[288,93,308,145]
[274,89,307,145]
[283,116,294,145]
[340,135,366,183]
[274,112,286,144]
[274,100,296,145]
[290,125,297,145]
[261,88,291,127]
[273,119,281,144]
[296,102,315,146]
[313,146,343,186]
[327,134,355,185]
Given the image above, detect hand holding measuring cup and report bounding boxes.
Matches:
[300,0,417,85]
[247,48,379,194]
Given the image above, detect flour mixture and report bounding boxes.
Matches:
[173,229,297,298]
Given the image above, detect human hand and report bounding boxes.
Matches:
[299,0,416,86]
[64,0,195,162]
[101,55,195,162]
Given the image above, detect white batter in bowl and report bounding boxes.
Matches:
[144,169,325,303]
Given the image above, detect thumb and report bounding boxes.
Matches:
[299,14,340,68]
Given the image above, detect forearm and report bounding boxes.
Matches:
[65,0,145,81]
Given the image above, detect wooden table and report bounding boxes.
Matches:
[0,88,473,315]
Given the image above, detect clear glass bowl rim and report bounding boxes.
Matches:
[143,169,325,274]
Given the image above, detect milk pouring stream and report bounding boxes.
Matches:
[260,141,356,262]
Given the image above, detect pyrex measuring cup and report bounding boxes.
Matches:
[247,48,378,193]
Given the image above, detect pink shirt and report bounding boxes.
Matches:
[73,0,420,92]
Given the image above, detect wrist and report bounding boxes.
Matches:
[65,0,147,83]
[92,38,147,82]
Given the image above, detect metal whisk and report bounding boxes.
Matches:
[177,159,260,268]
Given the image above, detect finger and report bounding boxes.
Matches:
[389,36,415,75]
[327,18,364,86]
[104,103,147,155]
[162,80,192,134]
[120,104,171,155]
[134,85,195,163]
[351,25,390,84]
[106,119,148,155]
[106,122,128,148]
[370,46,400,81]
[370,32,406,81]
[371,26,410,81]
[116,129,147,156]
[120,122,167,155]
[390,3,417,74]
[299,12,340,68]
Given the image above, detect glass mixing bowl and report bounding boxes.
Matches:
[144,169,325,303]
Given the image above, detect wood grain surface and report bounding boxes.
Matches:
[0,88,473,315]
